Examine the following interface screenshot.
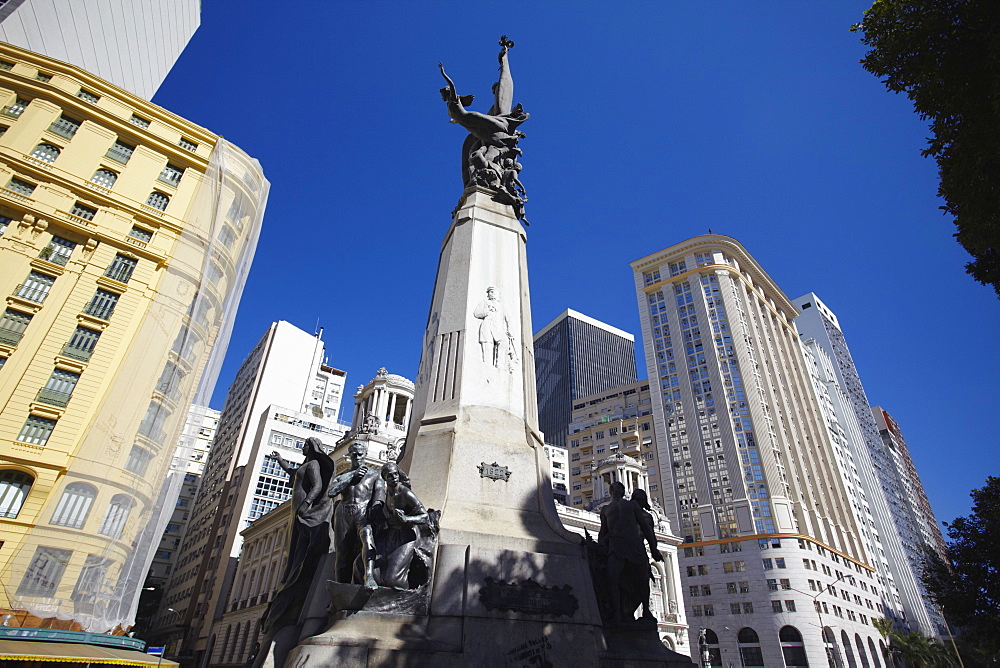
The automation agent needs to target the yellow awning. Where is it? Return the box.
[0,640,178,666]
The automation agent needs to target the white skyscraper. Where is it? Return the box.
[793,293,947,637]
[632,236,891,668]
[0,0,200,100]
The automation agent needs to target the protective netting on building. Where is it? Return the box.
[1,139,268,632]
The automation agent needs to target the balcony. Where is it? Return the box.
[61,342,93,362]
[13,283,50,304]
[48,121,78,140]
[105,146,132,164]
[36,387,72,407]
[0,327,24,347]
[1,104,25,118]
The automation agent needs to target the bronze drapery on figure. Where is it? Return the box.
[439,35,531,225]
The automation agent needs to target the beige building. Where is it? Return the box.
[0,42,267,633]
[566,380,665,510]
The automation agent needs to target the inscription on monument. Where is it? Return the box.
[503,635,553,667]
[479,462,511,482]
[479,577,578,617]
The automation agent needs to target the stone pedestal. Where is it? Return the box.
[286,188,694,667]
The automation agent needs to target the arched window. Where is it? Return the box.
[145,191,169,211]
[238,620,251,661]
[97,494,133,538]
[0,469,33,518]
[30,143,60,163]
[219,625,232,662]
[867,637,882,668]
[737,627,764,668]
[841,630,858,668]
[90,169,117,188]
[780,625,809,667]
[50,482,96,528]
[855,633,871,668]
[699,629,721,667]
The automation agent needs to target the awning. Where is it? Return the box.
[0,640,178,666]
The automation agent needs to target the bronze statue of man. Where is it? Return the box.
[328,441,381,590]
[598,482,663,623]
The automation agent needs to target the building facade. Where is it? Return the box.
[793,293,945,636]
[0,43,267,634]
[534,309,637,448]
[565,380,665,510]
[150,322,348,665]
[542,443,569,505]
[632,236,891,668]
[0,0,201,100]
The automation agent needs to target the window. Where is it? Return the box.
[77,89,100,103]
[105,140,134,163]
[731,602,742,614]
[16,271,55,303]
[784,600,796,612]
[735,560,746,572]
[72,555,109,602]
[0,309,32,346]
[36,72,51,82]
[30,143,60,163]
[91,168,117,188]
[742,602,754,614]
[179,137,198,152]
[689,585,699,597]
[84,289,119,320]
[69,202,97,221]
[775,558,786,569]
[739,581,750,593]
[0,60,12,70]
[38,368,80,407]
[703,604,714,616]
[128,226,152,243]
[97,494,133,537]
[0,470,33,518]
[49,115,80,139]
[105,254,137,283]
[701,585,712,596]
[44,236,76,265]
[767,579,778,591]
[726,582,737,594]
[125,445,154,475]
[0,215,10,235]
[763,558,773,570]
[18,415,57,446]
[159,163,184,186]
[7,176,36,196]
[2,97,29,117]
[737,627,764,668]
[723,562,734,573]
[129,114,150,128]
[50,482,96,528]
[780,626,807,667]
[63,326,100,361]
[772,600,783,612]
[17,546,72,596]
[146,191,169,211]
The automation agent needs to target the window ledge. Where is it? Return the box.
[6,295,43,313]
[28,403,63,420]
[30,258,65,275]
[95,276,128,293]
[78,312,110,328]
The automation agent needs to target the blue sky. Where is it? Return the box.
[153,1,998,528]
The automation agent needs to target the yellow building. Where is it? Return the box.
[0,43,268,634]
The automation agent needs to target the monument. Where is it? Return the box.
[276,38,694,667]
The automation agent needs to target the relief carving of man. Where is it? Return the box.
[473,287,515,367]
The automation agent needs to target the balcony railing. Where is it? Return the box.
[83,303,115,320]
[0,328,24,347]
[48,121,78,139]
[1,105,25,118]
[14,284,49,304]
[36,387,72,407]
[105,146,132,164]
[61,343,93,362]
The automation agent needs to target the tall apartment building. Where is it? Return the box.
[632,236,890,668]
[152,322,348,666]
[0,43,267,634]
[0,0,201,100]
[534,309,637,448]
[565,380,666,510]
[794,293,946,636]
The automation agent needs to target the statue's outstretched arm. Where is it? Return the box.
[439,63,458,102]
